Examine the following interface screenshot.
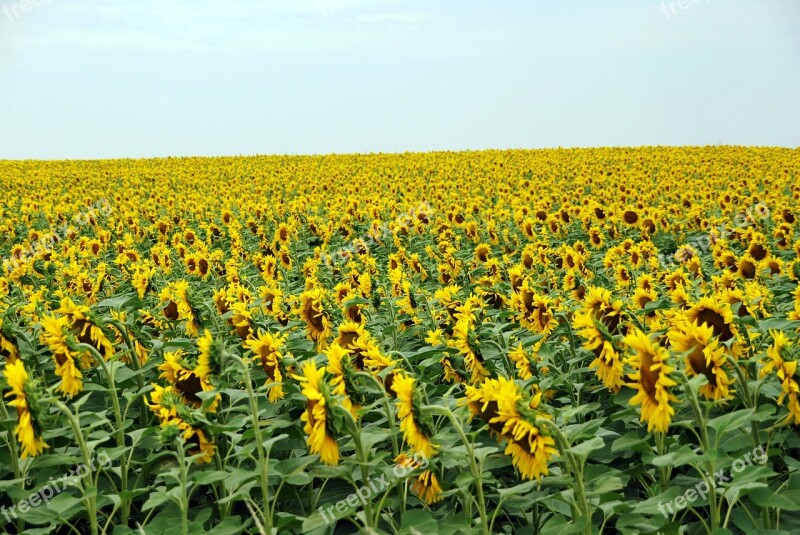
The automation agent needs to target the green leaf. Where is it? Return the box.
[569,436,605,458]
[652,444,714,468]
[707,409,755,440]
[399,509,439,534]
[749,487,800,511]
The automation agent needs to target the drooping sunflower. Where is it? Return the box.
[668,319,734,401]
[3,360,48,458]
[244,329,287,402]
[760,331,800,424]
[0,319,20,363]
[159,280,201,337]
[294,361,339,466]
[158,348,219,413]
[623,329,677,433]
[229,301,254,340]
[146,385,216,463]
[510,279,558,336]
[348,330,395,373]
[573,287,626,392]
[395,452,443,504]
[298,288,332,350]
[411,469,443,505]
[508,343,535,380]
[451,318,490,384]
[325,343,361,416]
[392,371,436,459]
[58,297,116,362]
[463,377,557,480]
[39,315,83,398]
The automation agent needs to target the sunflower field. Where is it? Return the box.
[1,147,800,535]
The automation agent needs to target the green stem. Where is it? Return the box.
[230,353,272,534]
[53,399,99,535]
[76,343,131,526]
[537,418,591,534]
[341,409,376,528]
[424,405,489,534]
[727,355,761,446]
[176,438,189,535]
[0,401,24,533]
[682,372,719,531]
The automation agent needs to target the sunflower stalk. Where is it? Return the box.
[726,354,762,447]
[74,342,132,526]
[53,399,100,535]
[105,318,149,423]
[354,371,399,457]
[681,371,720,531]
[228,351,273,534]
[175,436,190,535]
[340,408,377,528]
[423,404,489,535]
[0,400,24,533]
[536,417,592,535]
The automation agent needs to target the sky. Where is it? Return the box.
[0,0,798,160]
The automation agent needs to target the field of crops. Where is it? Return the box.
[1,147,799,534]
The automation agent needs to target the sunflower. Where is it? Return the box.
[298,288,332,350]
[194,329,220,378]
[158,349,219,412]
[3,360,48,458]
[474,243,492,263]
[623,329,677,433]
[574,287,626,392]
[668,319,734,401]
[508,342,543,381]
[451,318,490,383]
[510,279,558,336]
[131,264,156,298]
[632,287,659,326]
[294,361,339,466]
[0,319,19,363]
[159,280,201,337]
[685,297,743,357]
[334,321,364,351]
[39,315,83,398]
[392,371,436,459]
[259,284,290,325]
[760,331,800,424]
[58,297,116,362]
[425,329,445,346]
[146,385,216,463]
[463,377,557,480]
[411,470,443,504]
[244,329,287,402]
[394,453,443,504]
[229,301,254,340]
[325,343,360,416]
[349,331,395,373]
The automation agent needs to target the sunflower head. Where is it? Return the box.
[3,360,49,458]
[623,329,677,433]
[669,319,734,401]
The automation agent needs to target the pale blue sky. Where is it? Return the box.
[0,0,798,159]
